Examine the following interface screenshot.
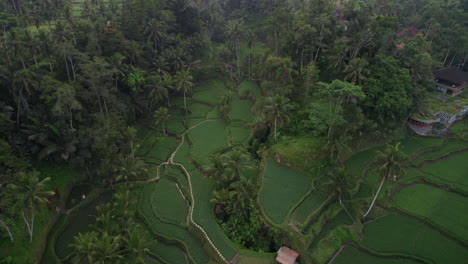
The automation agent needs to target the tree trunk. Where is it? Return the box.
[163,122,166,136]
[22,210,34,244]
[274,116,277,141]
[69,107,74,130]
[183,90,187,109]
[339,195,355,224]
[363,176,386,218]
[0,217,14,242]
[236,39,240,78]
[64,54,71,81]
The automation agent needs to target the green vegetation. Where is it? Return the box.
[1,0,467,263]
[394,184,468,241]
[258,158,311,224]
[334,246,421,264]
[362,214,468,264]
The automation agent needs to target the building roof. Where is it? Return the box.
[276,247,299,264]
[434,68,468,85]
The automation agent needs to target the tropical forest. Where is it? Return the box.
[0,0,467,263]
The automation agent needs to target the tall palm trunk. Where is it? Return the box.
[339,196,355,224]
[274,116,277,141]
[363,176,386,218]
[22,210,34,244]
[183,90,187,109]
[0,217,14,242]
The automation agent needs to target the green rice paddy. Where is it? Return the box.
[362,214,468,263]
[333,246,421,264]
[393,183,468,241]
[290,191,329,225]
[151,179,188,226]
[258,158,311,224]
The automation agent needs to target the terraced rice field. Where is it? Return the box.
[333,246,421,264]
[258,158,311,224]
[362,214,468,263]
[136,73,262,263]
[290,191,330,226]
[393,183,468,241]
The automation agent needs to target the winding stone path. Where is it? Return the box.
[150,119,230,263]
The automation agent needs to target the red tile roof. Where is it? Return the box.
[276,247,299,264]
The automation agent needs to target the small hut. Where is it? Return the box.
[276,246,299,264]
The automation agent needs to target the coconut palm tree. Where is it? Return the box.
[363,142,408,218]
[92,232,124,263]
[0,189,15,243]
[344,57,370,85]
[116,154,145,182]
[144,18,165,53]
[326,167,356,224]
[153,107,170,136]
[123,227,149,263]
[68,232,97,264]
[222,149,253,183]
[202,154,225,178]
[263,95,293,141]
[9,171,54,243]
[225,19,244,78]
[174,69,193,110]
[229,176,255,217]
[217,91,231,122]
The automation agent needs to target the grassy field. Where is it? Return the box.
[151,179,188,226]
[393,184,468,241]
[139,183,210,263]
[407,150,468,188]
[229,124,251,144]
[398,137,441,156]
[290,191,329,226]
[362,214,468,263]
[149,240,188,264]
[333,246,421,264]
[189,120,229,164]
[412,140,468,164]
[238,80,262,99]
[270,134,324,170]
[258,158,311,224]
[230,95,254,122]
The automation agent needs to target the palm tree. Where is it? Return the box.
[37,29,54,72]
[326,167,356,224]
[246,30,256,80]
[217,91,231,122]
[144,18,165,53]
[9,171,54,243]
[0,189,15,242]
[222,149,253,183]
[116,154,145,182]
[93,232,124,263]
[344,57,370,85]
[202,154,225,178]
[229,176,255,217]
[69,232,97,264]
[263,95,293,141]
[153,107,170,136]
[363,142,408,218]
[210,188,233,213]
[174,69,193,110]
[12,68,38,125]
[123,227,149,263]
[225,19,244,78]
